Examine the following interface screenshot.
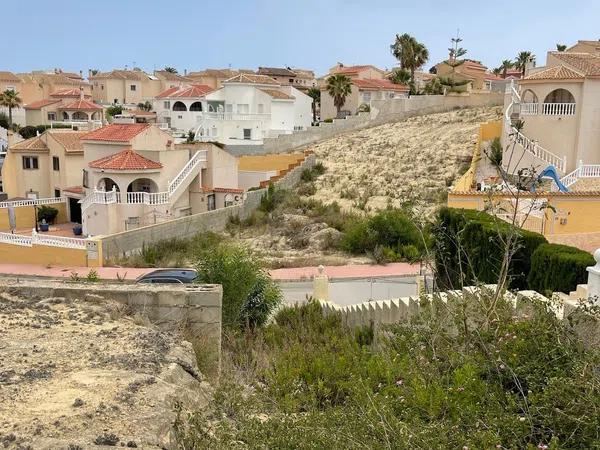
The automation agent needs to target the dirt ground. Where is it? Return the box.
[0,292,212,449]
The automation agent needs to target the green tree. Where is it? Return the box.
[136,100,153,111]
[423,77,443,95]
[492,67,502,76]
[389,68,411,85]
[441,34,468,90]
[500,59,514,78]
[105,104,122,121]
[556,43,567,52]
[390,33,429,85]
[0,90,22,128]
[325,74,352,118]
[515,51,535,76]
[307,87,321,123]
[164,66,178,73]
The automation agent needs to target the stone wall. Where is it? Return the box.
[0,279,223,357]
[100,154,316,261]
[251,93,504,155]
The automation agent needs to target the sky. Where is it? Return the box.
[4,0,600,77]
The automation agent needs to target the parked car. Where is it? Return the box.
[136,269,198,284]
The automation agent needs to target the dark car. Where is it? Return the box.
[136,269,198,284]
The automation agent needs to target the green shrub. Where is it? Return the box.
[323,118,333,123]
[195,243,281,329]
[300,168,315,182]
[528,243,594,294]
[37,205,59,224]
[0,112,9,129]
[488,137,503,166]
[312,162,326,175]
[434,207,547,289]
[19,125,38,139]
[105,105,122,121]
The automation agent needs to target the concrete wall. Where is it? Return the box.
[100,153,316,261]
[255,92,503,156]
[0,279,222,357]
[0,240,88,266]
[0,200,68,231]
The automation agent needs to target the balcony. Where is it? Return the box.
[197,112,271,121]
[519,102,576,117]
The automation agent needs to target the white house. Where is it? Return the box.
[193,74,312,146]
[152,84,214,133]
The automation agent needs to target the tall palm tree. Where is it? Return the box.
[164,67,178,74]
[390,34,429,85]
[0,90,22,128]
[307,87,321,123]
[515,51,534,77]
[556,44,567,52]
[492,67,502,76]
[326,74,352,118]
[390,68,411,85]
[500,59,514,78]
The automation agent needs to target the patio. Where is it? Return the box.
[14,222,82,238]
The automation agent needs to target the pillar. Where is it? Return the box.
[313,265,329,301]
[586,248,600,304]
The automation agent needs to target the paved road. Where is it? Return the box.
[279,276,418,306]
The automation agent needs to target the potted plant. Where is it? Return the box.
[37,205,59,224]
[39,219,49,232]
[73,224,83,236]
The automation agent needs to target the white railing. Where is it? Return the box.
[0,230,87,249]
[198,112,270,121]
[125,191,169,205]
[560,164,600,188]
[510,124,567,173]
[168,150,206,195]
[154,122,169,130]
[0,197,66,209]
[542,103,576,116]
[50,120,103,130]
[520,103,539,115]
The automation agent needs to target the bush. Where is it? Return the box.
[488,137,503,166]
[19,125,38,139]
[106,105,123,121]
[0,112,9,129]
[195,243,281,329]
[528,243,595,294]
[323,118,333,123]
[37,205,59,224]
[434,207,547,290]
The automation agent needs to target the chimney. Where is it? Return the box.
[184,69,187,76]
[79,70,83,79]
[80,87,84,100]
[88,69,93,79]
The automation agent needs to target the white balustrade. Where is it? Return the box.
[0,232,32,246]
[0,197,66,208]
[508,121,567,173]
[168,150,206,195]
[559,165,600,188]
[520,103,539,115]
[198,112,270,121]
[0,231,87,249]
[542,103,576,116]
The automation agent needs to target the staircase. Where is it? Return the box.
[557,165,600,190]
[167,150,205,201]
[504,82,567,174]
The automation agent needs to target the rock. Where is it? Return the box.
[310,228,343,250]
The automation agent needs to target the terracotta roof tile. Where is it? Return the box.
[202,186,244,193]
[10,136,48,151]
[259,88,295,100]
[63,186,84,194]
[351,78,409,92]
[154,70,192,82]
[24,98,61,109]
[50,88,89,98]
[332,65,382,75]
[0,71,21,83]
[89,148,162,170]
[47,131,86,152]
[523,65,584,81]
[81,123,150,142]
[258,67,297,77]
[224,73,279,85]
[61,99,103,110]
[550,52,600,76]
[90,70,150,81]
[156,84,213,99]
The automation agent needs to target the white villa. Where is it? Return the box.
[152,84,214,134]
[80,123,241,236]
[193,74,313,147]
[503,40,600,190]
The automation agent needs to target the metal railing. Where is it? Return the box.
[542,103,576,116]
[0,197,66,208]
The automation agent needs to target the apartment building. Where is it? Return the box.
[194,73,313,147]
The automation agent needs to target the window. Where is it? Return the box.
[54,189,61,198]
[101,85,104,90]
[225,104,233,113]
[289,78,294,83]
[243,128,251,140]
[130,84,137,91]
[47,112,56,121]
[22,156,38,170]
[163,101,170,109]
[52,156,60,171]
[83,169,89,188]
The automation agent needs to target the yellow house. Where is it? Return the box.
[18,71,91,105]
[2,129,87,222]
[89,69,172,105]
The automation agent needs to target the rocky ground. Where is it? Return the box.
[311,106,502,214]
[0,292,211,449]
[232,106,502,267]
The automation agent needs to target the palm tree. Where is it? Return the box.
[137,100,153,112]
[326,74,352,118]
[492,67,502,76]
[500,59,514,78]
[390,68,411,85]
[515,51,535,77]
[0,90,22,128]
[307,87,321,123]
[556,43,567,52]
[164,67,178,74]
[390,34,429,85]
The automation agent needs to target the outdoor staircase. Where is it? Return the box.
[81,150,206,211]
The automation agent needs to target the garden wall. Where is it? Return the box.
[100,154,316,261]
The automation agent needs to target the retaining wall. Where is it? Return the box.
[0,279,223,356]
[100,154,316,261]
[255,93,503,155]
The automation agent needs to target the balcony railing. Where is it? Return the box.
[198,112,271,121]
[542,103,576,116]
[520,103,539,115]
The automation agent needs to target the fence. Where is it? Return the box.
[0,198,69,231]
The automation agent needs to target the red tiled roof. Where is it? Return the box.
[351,78,409,92]
[156,84,213,99]
[61,99,103,110]
[522,65,584,81]
[50,88,89,98]
[89,148,163,170]
[259,88,295,100]
[224,74,279,85]
[332,65,381,75]
[202,186,244,193]
[81,123,150,142]
[63,186,84,194]
[549,52,600,77]
[24,98,61,109]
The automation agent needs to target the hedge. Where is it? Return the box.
[434,207,547,290]
[528,243,594,294]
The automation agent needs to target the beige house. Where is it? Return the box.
[186,69,254,90]
[24,89,103,127]
[319,64,408,119]
[89,69,191,105]
[503,43,600,189]
[434,59,505,92]
[80,123,240,235]
[257,67,316,91]
[18,71,91,105]
[566,40,600,54]
[0,71,23,94]
[2,129,88,222]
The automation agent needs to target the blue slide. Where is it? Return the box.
[535,165,568,192]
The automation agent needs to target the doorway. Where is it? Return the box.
[207,194,216,211]
[69,197,82,223]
